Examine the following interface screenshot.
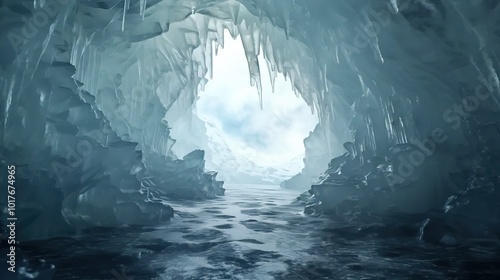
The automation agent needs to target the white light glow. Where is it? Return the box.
[195,31,318,172]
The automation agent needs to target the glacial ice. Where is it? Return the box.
[170,112,304,185]
[1,0,500,245]
[281,123,340,190]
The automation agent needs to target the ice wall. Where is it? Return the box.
[0,0,226,241]
[281,123,341,190]
[1,0,500,243]
[284,0,500,242]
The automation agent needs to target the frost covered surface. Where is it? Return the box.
[0,0,500,244]
[281,123,338,190]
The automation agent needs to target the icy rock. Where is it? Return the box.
[308,183,362,214]
[141,149,225,200]
[281,172,311,191]
[424,175,500,244]
[303,140,461,216]
[295,190,312,205]
[0,255,55,280]
[303,151,362,214]
[419,217,459,246]
[282,124,343,190]
[115,201,174,225]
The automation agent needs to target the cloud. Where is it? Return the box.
[195,30,318,169]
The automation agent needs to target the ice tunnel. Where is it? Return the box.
[1,0,500,278]
[169,30,320,186]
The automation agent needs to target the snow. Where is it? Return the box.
[171,114,307,185]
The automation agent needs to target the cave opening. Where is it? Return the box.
[169,29,319,184]
[3,1,500,278]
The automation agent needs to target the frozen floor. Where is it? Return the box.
[21,184,500,279]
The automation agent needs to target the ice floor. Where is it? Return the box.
[20,185,500,280]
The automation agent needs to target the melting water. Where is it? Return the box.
[22,184,500,279]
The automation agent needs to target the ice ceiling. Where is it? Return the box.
[1,0,500,242]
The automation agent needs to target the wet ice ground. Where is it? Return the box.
[19,184,500,279]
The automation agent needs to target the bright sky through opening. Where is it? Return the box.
[195,30,318,172]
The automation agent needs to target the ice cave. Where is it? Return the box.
[0,0,499,279]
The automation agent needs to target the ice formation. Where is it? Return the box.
[1,0,500,244]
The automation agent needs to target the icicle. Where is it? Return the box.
[207,41,213,79]
[310,98,316,115]
[275,48,284,74]
[228,4,240,25]
[198,16,210,51]
[390,0,399,13]
[140,0,147,20]
[254,76,263,109]
[253,26,261,56]
[31,22,56,81]
[323,63,328,93]
[265,58,277,93]
[283,10,290,40]
[238,19,262,106]
[215,21,225,50]
[122,0,130,32]
[215,42,220,55]
[239,21,263,108]
[292,84,299,98]
[334,44,339,63]
[260,32,268,54]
